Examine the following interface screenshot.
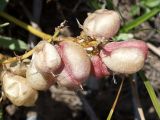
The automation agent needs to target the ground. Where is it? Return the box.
[0,0,160,120]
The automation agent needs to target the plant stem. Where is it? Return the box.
[1,29,59,64]
[106,77,124,120]
[138,71,160,118]
[0,11,51,39]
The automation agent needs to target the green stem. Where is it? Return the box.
[138,71,160,118]
[0,11,52,39]
[107,78,124,120]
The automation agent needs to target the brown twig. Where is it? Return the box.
[147,42,160,58]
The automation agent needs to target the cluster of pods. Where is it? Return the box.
[0,9,148,106]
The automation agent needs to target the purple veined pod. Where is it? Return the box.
[56,41,91,89]
[100,39,148,74]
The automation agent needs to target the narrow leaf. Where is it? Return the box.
[138,71,160,118]
[107,79,124,120]
[121,7,160,32]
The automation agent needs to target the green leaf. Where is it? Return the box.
[105,0,114,10]
[0,35,27,51]
[138,71,160,118]
[130,5,140,16]
[142,0,160,8]
[87,0,101,10]
[87,0,112,10]
[121,7,160,32]
[113,33,134,41]
[0,0,9,11]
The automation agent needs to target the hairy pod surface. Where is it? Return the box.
[33,41,61,74]
[2,71,38,106]
[56,41,91,88]
[100,40,148,74]
[83,9,121,41]
[91,55,110,78]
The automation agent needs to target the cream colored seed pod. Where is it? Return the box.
[33,41,61,74]
[2,71,38,106]
[101,47,145,74]
[26,61,53,91]
[9,59,30,77]
[83,9,121,41]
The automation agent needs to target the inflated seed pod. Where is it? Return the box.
[2,71,38,106]
[100,40,148,74]
[9,59,30,77]
[91,55,110,78]
[83,9,121,41]
[26,60,54,91]
[56,41,91,89]
[32,41,61,74]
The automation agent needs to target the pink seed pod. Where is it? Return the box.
[83,9,121,41]
[56,41,91,89]
[100,40,148,74]
[101,39,148,58]
[2,71,38,106]
[32,41,61,74]
[26,60,54,91]
[91,55,110,78]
